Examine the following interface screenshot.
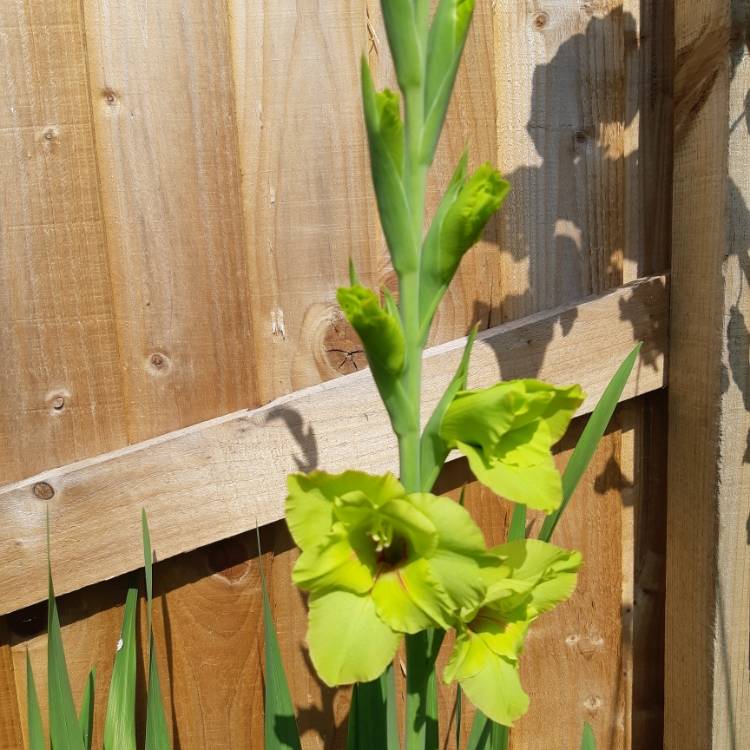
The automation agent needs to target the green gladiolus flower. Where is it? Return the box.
[286,470,488,686]
[444,539,582,726]
[439,380,585,512]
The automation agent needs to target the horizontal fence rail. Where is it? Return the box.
[0,276,667,616]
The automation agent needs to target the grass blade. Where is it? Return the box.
[539,343,641,543]
[256,529,301,750]
[581,721,596,749]
[79,668,95,750]
[103,588,138,750]
[26,651,45,750]
[47,543,85,750]
[142,511,171,750]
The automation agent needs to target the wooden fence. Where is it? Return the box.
[0,0,746,748]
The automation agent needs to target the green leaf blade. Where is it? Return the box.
[346,668,399,750]
[507,504,527,542]
[539,344,641,542]
[420,326,476,490]
[258,531,302,750]
[142,511,171,750]
[581,721,596,750]
[26,652,45,750]
[47,564,85,750]
[103,588,138,750]
[79,668,95,750]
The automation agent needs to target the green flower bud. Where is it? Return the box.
[337,284,405,377]
[381,0,423,89]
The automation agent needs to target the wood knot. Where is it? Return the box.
[322,316,366,375]
[46,390,70,413]
[532,11,549,30]
[102,88,119,106]
[147,352,171,375]
[33,482,54,500]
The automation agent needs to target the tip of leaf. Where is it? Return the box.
[348,257,360,286]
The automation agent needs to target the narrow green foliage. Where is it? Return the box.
[142,511,171,750]
[346,670,398,750]
[381,0,422,89]
[79,668,95,750]
[454,685,462,749]
[26,652,45,750]
[539,344,642,542]
[103,588,138,750]
[422,0,476,163]
[467,714,509,750]
[581,722,596,749]
[257,529,302,750]
[384,664,399,750]
[420,326,476,490]
[404,630,440,750]
[361,59,416,274]
[47,555,85,750]
[508,504,527,542]
[145,652,170,750]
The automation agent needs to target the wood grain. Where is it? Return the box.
[0,276,665,619]
[0,0,125,482]
[82,0,256,442]
[0,1,126,745]
[0,1,674,747]
[491,3,639,747]
[666,2,750,747]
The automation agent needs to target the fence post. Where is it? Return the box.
[666,1,750,747]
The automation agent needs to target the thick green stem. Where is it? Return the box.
[400,76,434,750]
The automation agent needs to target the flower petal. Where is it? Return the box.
[449,633,530,727]
[286,473,335,551]
[406,493,486,555]
[457,440,563,513]
[292,524,374,595]
[307,589,401,686]
[378,498,439,557]
[492,539,582,616]
[371,558,452,632]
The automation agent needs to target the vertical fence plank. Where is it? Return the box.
[82,0,255,442]
[491,2,636,747]
[0,1,126,745]
[0,0,126,480]
[666,1,750,747]
[76,1,260,746]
